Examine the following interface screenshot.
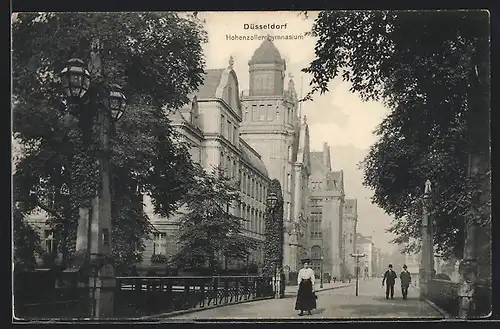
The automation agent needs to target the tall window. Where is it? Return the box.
[245,110,249,121]
[153,232,167,255]
[286,202,291,220]
[227,120,231,139]
[221,114,225,136]
[252,105,258,120]
[276,110,280,122]
[233,125,238,144]
[267,104,273,120]
[287,174,292,193]
[43,230,55,253]
[310,212,322,239]
[259,105,265,120]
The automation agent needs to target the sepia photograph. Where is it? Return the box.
[11,10,491,321]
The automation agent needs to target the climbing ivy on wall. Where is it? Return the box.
[262,179,284,277]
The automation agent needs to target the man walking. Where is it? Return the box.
[399,264,412,300]
[382,264,397,300]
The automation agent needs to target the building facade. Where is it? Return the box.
[142,59,271,268]
[372,247,382,277]
[342,198,358,277]
[306,143,346,279]
[239,39,311,275]
[356,233,374,278]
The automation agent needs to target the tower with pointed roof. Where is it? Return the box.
[240,39,311,275]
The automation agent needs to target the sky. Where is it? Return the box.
[196,11,397,253]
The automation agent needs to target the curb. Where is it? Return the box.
[285,283,356,297]
[424,299,453,319]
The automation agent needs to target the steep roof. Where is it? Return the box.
[193,68,243,118]
[196,69,225,99]
[240,139,269,177]
[249,39,284,64]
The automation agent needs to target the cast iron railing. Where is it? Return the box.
[15,273,275,319]
[427,279,491,318]
[114,275,275,318]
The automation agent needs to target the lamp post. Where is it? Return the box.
[59,40,127,319]
[320,254,324,289]
[351,253,366,296]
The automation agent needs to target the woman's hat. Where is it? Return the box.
[301,258,311,264]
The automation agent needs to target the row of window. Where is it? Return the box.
[220,149,268,204]
[310,181,322,191]
[240,203,265,235]
[241,171,267,203]
[221,114,239,145]
[243,105,296,124]
[309,198,322,207]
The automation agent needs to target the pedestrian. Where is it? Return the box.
[382,264,397,300]
[399,264,412,300]
[295,259,317,316]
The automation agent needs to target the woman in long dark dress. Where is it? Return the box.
[295,260,316,316]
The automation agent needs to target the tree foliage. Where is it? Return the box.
[303,11,490,259]
[12,12,207,268]
[172,166,257,272]
[13,208,43,271]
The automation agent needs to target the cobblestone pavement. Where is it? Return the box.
[167,278,444,320]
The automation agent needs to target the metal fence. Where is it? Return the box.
[14,273,276,319]
[427,279,491,318]
[115,275,276,318]
[13,271,90,320]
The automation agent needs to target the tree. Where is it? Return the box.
[12,12,207,268]
[13,208,43,272]
[302,11,490,260]
[262,179,284,276]
[262,179,285,297]
[173,166,257,272]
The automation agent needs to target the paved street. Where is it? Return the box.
[168,278,444,320]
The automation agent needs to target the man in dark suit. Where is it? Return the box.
[399,264,412,300]
[382,264,397,300]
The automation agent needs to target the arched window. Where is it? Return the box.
[311,246,321,259]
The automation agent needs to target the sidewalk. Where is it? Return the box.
[168,279,443,320]
[284,281,355,296]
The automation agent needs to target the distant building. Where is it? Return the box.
[306,143,346,279]
[342,199,358,276]
[355,233,374,277]
[372,247,382,277]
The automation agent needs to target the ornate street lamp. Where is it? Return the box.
[351,253,366,296]
[60,58,91,99]
[108,84,127,122]
[59,40,127,319]
[266,192,278,209]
